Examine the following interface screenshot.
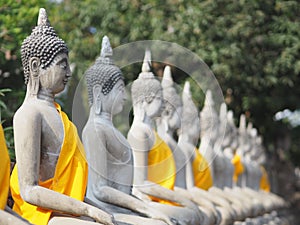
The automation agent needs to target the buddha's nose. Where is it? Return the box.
[66,65,71,78]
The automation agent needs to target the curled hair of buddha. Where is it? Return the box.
[181,81,199,127]
[21,8,68,85]
[161,66,182,115]
[85,36,123,105]
[131,50,162,105]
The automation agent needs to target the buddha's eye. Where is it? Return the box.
[60,63,67,70]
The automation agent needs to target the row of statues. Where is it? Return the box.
[0,8,289,225]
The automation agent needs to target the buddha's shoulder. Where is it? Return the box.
[83,120,115,138]
[14,102,42,119]
[14,101,57,122]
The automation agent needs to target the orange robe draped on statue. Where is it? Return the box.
[0,123,10,210]
[231,153,244,183]
[147,131,177,205]
[260,166,271,192]
[10,103,88,225]
[192,149,213,190]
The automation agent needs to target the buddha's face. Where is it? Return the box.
[39,53,71,94]
[103,79,126,115]
[145,90,163,119]
[188,116,200,142]
[163,102,182,131]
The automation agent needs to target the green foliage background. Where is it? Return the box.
[1,0,300,170]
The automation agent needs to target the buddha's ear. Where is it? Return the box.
[135,102,145,121]
[29,57,41,77]
[28,57,41,95]
[93,85,102,115]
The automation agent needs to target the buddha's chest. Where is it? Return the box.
[40,109,64,181]
[106,131,132,165]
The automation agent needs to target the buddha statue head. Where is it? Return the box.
[223,110,238,158]
[248,127,260,160]
[131,50,163,120]
[180,81,200,145]
[199,90,219,143]
[21,8,70,95]
[254,135,266,164]
[227,110,238,150]
[218,103,231,148]
[237,114,251,156]
[85,36,125,115]
[160,66,183,131]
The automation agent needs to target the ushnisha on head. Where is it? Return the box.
[180,81,200,140]
[85,36,123,105]
[199,90,219,139]
[161,66,182,117]
[131,50,162,106]
[181,81,198,127]
[21,8,68,85]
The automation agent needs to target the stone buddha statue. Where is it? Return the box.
[246,127,263,190]
[236,114,251,188]
[155,66,188,189]
[157,72,225,225]
[82,36,173,225]
[198,92,247,224]
[128,50,202,225]
[176,81,222,225]
[199,90,228,189]
[215,103,235,188]
[9,8,113,225]
[177,81,213,191]
[223,110,244,186]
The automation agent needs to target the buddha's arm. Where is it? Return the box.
[177,141,195,189]
[138,182,199,212]
[93,186,174,225]
[190,187,232,209]
[127,123,151,186]
[0,210,29,225]
[13,112,113,225]
[185,144,197,190]
[82,128,108,190]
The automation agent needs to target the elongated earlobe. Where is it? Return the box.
[28,57,41,95]
[93,85,102,115]
[163,118,169,132]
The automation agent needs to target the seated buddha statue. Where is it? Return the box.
[176,81,222,225]
[157,70,226,225]
[223,110,244,186]
[236,114,252,188]
[9,8,113,225]
[177,83,248,225]
[82,35,173,225]
[198,91,247,224]
[128,50,202,225]
[216,103,235,188]
[0,123,29,225]
[246,127,263,190]
[155,66,188,189]
[199,90,224,188]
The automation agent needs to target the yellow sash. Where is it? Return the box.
[192,149,213,190]
[148,131,176,190]
[0,124,10,210]
[148,132,176,204]
[231,153,244,183]
[10,103,88,225]
[260,166,270,192]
